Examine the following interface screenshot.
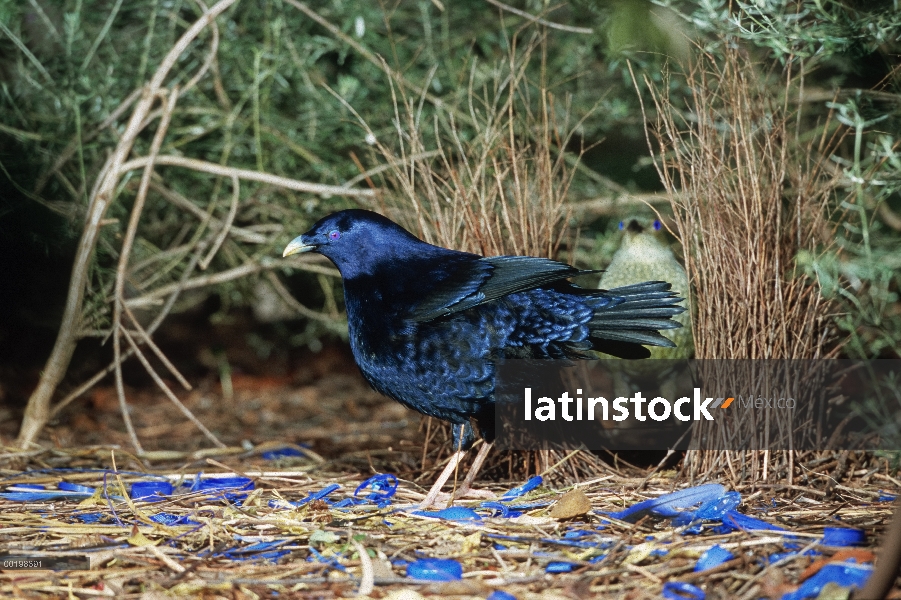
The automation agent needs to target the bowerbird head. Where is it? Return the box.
[283,209,436,279]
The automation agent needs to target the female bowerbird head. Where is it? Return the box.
[282,209,439,279]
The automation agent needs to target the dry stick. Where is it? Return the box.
[123,305,192,391]
[113,86,179,453]
[484,0,594,34]
[150,179,267,244]
[120,327,225,448]
[200,174,239,269]
[49,243,209,419]
[263,272,345,326]
[18,0,239,448]
[118,155,376,197]
[125,257,337,310]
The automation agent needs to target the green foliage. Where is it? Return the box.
[0,0,898,361]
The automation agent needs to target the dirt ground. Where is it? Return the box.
[1,324,900,599]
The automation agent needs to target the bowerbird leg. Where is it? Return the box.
[419,449,467,509]
[449,441,494,503]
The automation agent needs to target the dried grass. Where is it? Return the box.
[637,46,843,483]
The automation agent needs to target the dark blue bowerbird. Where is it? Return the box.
[283,209,684,506]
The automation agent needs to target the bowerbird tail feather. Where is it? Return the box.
[588,281,684,359]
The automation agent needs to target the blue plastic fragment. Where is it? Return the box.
[354,474,398,506]
[487,591,517,600]
[877,491,896,502]
[563,529,595,539]
[75,512,104,523]
[1,490,94,501]
[413,506,482,521]
[780,563,873,600]
[303,483,341,505]
[130,481,174,502]
[608,484,725,522]
[662,581,706,600]
[149,512,200,526]
[499,476,543,500]
[193,477,254,502]
[694,491,742,520]
[307,547,347,572]
[546,561,576,573]
[261,447,304,460]
[479,502,522,518]
[822,527,866,546]
[406,558,463,581]
[695,545,734,571]
[58,482,96,494]
[721,510,785,532]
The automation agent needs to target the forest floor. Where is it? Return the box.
[1,331,899,599]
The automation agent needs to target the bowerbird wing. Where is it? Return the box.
[409,256,591,322]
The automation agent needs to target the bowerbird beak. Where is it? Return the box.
[283,236,315,257]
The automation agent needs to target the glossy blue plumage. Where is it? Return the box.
[285,210,684,449]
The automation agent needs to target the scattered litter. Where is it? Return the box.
[499,475,542,500]
[412,506,481,521]
[607,483,724,522]
[821,527,866,546]
[781,562,873,600]
[406,558,463,581]
[546,561,577,573]
[130,481,174,502]
[0,456,893,598]
[695,545,733,571]
[662,581,705,600]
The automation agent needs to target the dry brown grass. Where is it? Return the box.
[638,46,844,483]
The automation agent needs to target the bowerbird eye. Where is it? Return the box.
[328,230,341,241]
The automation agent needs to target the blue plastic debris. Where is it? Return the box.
[662,581,706,600]
[877,491,897,502]
[130,481,174,502]
[413,506,482,521]
[261,447,304,460]
[487,591,517,600]
[546,561,577,573]
[406,558,463,581]
[192,476,254,502]
[149,512,200,526]
[720,510,785,532]
[354,474,398,506]
[223,540,291,562]
[695,545,734,571]
[608,483,725,522]
[307,547,347,573]
[822,527,866,546]
[1,487,95,501]
[480,501,521,518]
[780,562,873,600]
[499,476,543,501]
[58,482,96,494]
[270,483,341,509]
[694,492,742,520]
[75,512,104,523]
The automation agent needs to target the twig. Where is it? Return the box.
[484,0,594,34]
[120,327,226,448]
[200,175,240,269]
[119,155,377,197]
